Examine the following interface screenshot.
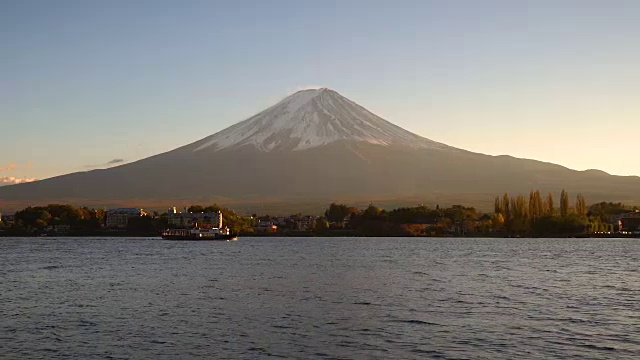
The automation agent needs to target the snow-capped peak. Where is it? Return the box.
[193,88,452,152]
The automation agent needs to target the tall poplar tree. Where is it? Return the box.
[575,193,587,217]
[560,189,569,217]
[494,196,502,215]
[502,193,511,222]
[535,190,544,218]
[529,190,543,220]
[514,195,528,221]
[545,193,555,216]
[529,191,536,219]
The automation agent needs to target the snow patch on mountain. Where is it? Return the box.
[194,88,453,152]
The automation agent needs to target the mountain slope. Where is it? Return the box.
[189,88,452,152]
[1,89,639,213]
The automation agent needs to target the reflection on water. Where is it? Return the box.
[1,237,639,359]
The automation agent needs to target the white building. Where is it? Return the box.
[167,208,223,228]
[105,208,147,229]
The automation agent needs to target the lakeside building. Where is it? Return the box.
[619,210,640,234]
[253,214,319,232]
[105,208,147,229]
[44,224,71,235]
[291,215,317,231]
[0,213,15,226]
[253,221,277,234]
[287,215,318,231]
[167,207,222,228]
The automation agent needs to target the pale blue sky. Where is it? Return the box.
[2,0,639,183]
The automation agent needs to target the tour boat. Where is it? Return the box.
[161,224,237,241]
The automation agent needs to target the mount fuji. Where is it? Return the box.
[1,88,639,213]
[190,88,452,152]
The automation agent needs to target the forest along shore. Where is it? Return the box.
[1,190,638,238]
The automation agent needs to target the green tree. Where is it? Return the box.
[188,205,205,213]
[314,218,329,233]
[363,204,383,218]
[324,203,354,224]
[15,207,52,229]
[126,215,157,236]
[203,205,223,213]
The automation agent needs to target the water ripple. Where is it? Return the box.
[1,237,639,359]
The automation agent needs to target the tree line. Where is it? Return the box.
[322,191,637,237]
[0,204,253,236]
[1,195,637,237]
[492,190,601,236]
[1,204,106,236]
[324,202,481,236]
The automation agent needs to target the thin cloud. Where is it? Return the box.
[0,162,17,172]
[85,158,126,169]
[0,176,38,185]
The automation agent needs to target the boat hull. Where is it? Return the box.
[161,234,238,241]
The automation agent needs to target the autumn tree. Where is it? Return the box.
[560,189,569,217]
[314,218,329,233]
[513,195,528,221]
[502,193,511,222]
[544,192,555,216]
[510,195,529,234]
[575,193,587,217]
[529,190,543,220]
[494,196,503,215]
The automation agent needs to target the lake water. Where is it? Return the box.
[1,237,638,359]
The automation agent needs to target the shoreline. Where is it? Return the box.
[1,233,638,239]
